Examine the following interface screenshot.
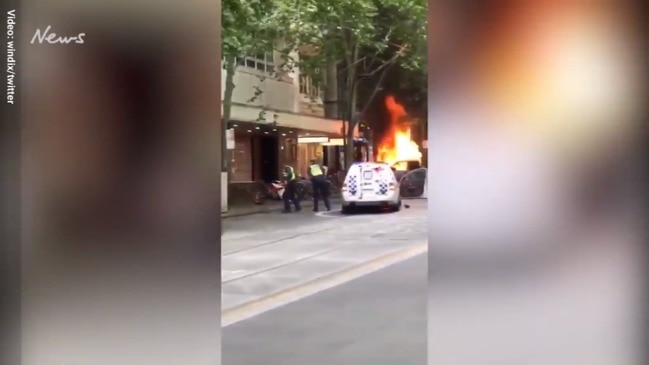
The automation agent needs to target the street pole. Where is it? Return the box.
[221,126,231,214]
[420,118,427,167]
[337,72,347,172]
[368,127,374,162]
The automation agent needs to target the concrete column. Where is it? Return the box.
[221,172,228,213]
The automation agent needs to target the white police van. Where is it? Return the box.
[341,162,401,214]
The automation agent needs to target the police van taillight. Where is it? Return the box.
[341,183,348,191]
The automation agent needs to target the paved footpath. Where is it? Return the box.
[221,199,427,325]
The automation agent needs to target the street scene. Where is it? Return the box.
[221,1,428,362]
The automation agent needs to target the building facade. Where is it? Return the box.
[222,51,355,210]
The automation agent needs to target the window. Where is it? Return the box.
[410,169,427,181]
[299,74,323,99]
[404,168,428,182]
[234,53,275,75]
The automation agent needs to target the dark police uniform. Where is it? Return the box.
[308,163,331,212]
[282,165,301,213]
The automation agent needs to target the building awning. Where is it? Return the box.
[322,138,369,146]
[297,136,329,144]
[226,103,360,137]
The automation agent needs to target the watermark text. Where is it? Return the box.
[6,9,16,104]
[31,25,85,45]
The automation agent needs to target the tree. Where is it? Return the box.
[278,0,427,169]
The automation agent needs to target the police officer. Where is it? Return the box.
[308,159,331,212]
[282,164,301,213]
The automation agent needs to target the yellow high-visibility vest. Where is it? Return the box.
[309,164,323,177]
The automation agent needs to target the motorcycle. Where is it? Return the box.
[254,180,307,205]
[254,180,285,204]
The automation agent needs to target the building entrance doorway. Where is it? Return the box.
[256,135,279,182]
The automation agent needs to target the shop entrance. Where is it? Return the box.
[256,135,279,182]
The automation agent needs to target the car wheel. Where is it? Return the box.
[341,206,353,215]
[392,200,401,212]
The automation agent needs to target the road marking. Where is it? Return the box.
[314,209,342,218]
[221,241,428,327]
[223,226,339,256]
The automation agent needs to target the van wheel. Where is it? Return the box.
[341,206,353,215]
[392,200,401,212]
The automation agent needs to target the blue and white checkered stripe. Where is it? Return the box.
[376,180,389,195]
[348,175,358,195]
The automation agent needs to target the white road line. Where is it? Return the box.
[314,209,342,218]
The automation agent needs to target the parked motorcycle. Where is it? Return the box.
[254,180,307,205]
[254,180,285,204]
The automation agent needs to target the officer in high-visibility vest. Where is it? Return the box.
[308,159,331,212]
[282,164,301,213]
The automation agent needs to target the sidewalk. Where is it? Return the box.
[222,198,342,219]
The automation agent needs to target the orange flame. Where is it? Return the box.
[376,95,422,170]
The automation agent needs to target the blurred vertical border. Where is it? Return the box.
[428,0,647,364]
[16,1,222,364]
[1,0,22,362]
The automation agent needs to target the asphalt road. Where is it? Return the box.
[222,253,427,365]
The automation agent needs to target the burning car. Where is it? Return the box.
[390,159,422,181]
[375,95,424,182]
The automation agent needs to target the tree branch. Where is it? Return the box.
[363,44,408,77]
[358,59,395,119]
[340,25,354,66]
[337,56,368,75]
[366,28,393,71]
[348,41,360,117]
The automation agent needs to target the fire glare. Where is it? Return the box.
[377,95,422,169]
